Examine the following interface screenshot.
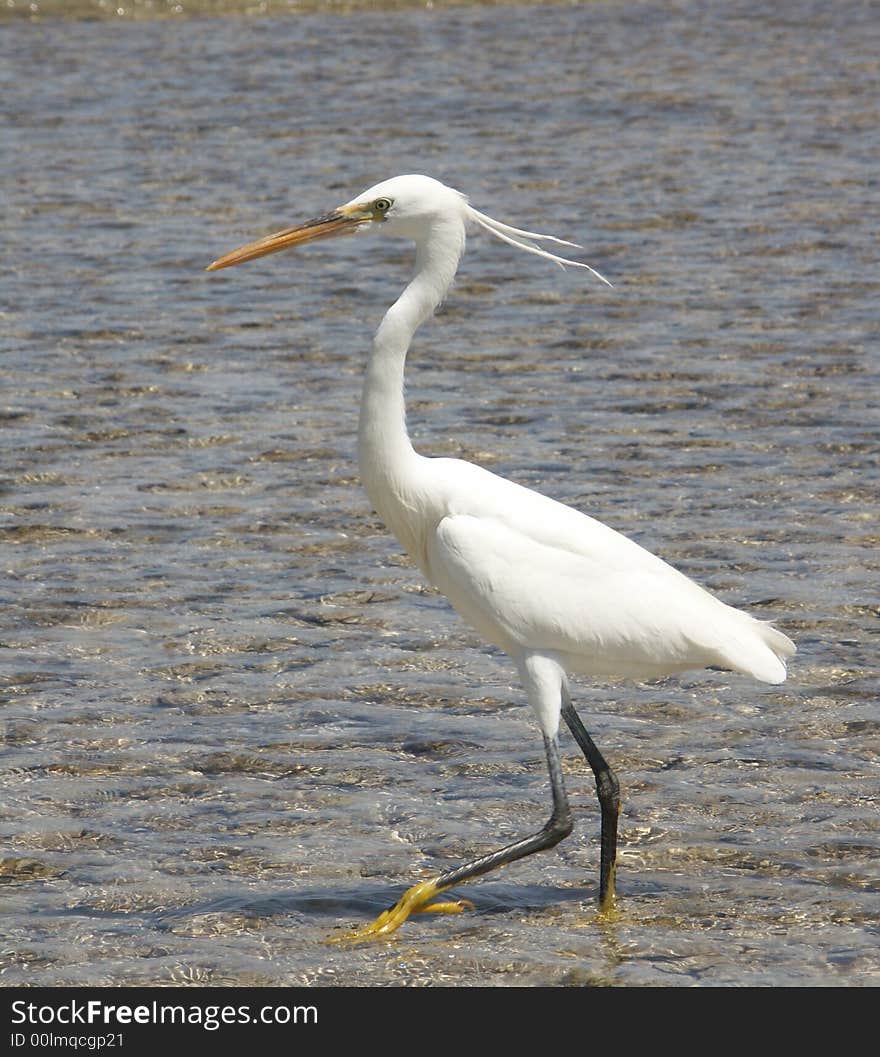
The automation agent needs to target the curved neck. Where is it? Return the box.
[357,217,465,529]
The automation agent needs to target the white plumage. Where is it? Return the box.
[208,173,795,938]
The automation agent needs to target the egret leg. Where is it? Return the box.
[332,733,573,941]
[561,687,619,911]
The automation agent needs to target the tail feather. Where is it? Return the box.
[727,620,796,685]
[761,622,797,662]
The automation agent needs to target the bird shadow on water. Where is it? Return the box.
[151,880,596,934]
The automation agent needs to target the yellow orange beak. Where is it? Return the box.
[206,203,371,272]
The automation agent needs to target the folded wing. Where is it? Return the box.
[426,499,794,684]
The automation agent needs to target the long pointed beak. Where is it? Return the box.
[206,204,370,271]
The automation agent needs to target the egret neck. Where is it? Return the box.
[357,214,465,560]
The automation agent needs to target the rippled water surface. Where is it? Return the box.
[1,0,878,987]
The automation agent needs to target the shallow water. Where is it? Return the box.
[1,0,878,986]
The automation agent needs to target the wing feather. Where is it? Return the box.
[427,506,792,683]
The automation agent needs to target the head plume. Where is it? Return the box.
[465,205,612,287]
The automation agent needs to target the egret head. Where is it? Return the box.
[342,174,470,239]
[206,173,610,286]
[206,175,467,271]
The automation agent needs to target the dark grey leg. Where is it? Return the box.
[560,685,619,909]
[433,732,573,890]
[334,732,575,939]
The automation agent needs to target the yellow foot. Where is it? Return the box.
[597,897,620,923]
[415,898,474,917]
[597,864,618,919]
[329,878,473,943]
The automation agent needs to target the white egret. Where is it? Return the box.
[207,174,795,939]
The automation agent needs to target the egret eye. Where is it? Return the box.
[373,197,392,214]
